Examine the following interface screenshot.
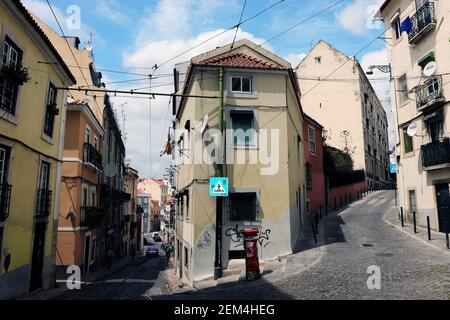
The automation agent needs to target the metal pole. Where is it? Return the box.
[214,67,225,280]
[311,223,317,244]
[413,211,417,233]
[401,207,404,228]
[427,216,431,241]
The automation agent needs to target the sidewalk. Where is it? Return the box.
[21,255,143,300]
[383,207,450,256]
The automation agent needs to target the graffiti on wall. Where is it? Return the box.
[225,225,272,248]
[197,230,213,250]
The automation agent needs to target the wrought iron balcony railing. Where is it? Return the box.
[80,207,103,228]
[36,189,52,217]
[416,75,444,110]
[422,138,450,168]
[83,143,102,169]
[408,2,437,44]
[0,183,12,221]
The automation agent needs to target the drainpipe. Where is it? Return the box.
[214,67,225,280]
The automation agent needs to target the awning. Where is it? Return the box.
[418,52,435,67]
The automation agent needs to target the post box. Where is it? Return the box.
[239,229,260,281]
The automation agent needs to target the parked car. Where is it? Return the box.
[152,234,162,242]
[146,245,159,257]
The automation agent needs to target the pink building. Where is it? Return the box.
[303,114,326,215]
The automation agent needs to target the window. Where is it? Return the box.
[90,188,96,207]
[39,161,50,190]
[85,127,91,144]
[82,186,88,207]
[428,120,443,142]
[0,146,10,184]
[229,192,258,221]
[315,56,322,64]
[398,74,409,104]
[230,110,256,146]
[403,129,414,153]
[43,83,57,137]
[392,15,402,40]
[306,163,313,190]
[308,127,316,154]
[94,136,99,150]
[0,37,22,114]
[408,190,417,214]
[231,76,252,93]
[297,135,302,162]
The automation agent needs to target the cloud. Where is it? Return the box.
[95,0,131,26]
[360,47,395,149]
[336,0,384,35]
[284,53,307,69]
[22,0,104,47]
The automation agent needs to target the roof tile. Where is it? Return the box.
[197,52,286,70]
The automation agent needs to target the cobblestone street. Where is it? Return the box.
[161,191,450,300]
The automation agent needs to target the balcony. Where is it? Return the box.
[80,207,103,228]
[408,2,436,44]
[416,75,445,111]
[36,189,52,217]
[0,184,12,221]
[422,138,450,170]
[83,143,103,169]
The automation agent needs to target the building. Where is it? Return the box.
[303,114,326,216]
[32,15,107,276]
[137,192,151,236]
[0,0,76,298]
[172,39,307,286]
[138,178,168,233]
[99,94,127,263]
[378,0,450,231]
[296,40,390,190]
[124,166,139,255]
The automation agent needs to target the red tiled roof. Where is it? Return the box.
[12,0,76,84]
[197,52,286,70]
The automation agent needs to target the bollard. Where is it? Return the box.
[400,207,404,227]
[447,231,450,249]
[311,223,317,244]
[413,211,417,234]
[427,216,431,241]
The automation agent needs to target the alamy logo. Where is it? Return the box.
[366,265,381,290]
[66,5,81,30]
[66,265,81,290]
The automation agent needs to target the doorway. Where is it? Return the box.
[436,184,450,233]
[29,222,47,293]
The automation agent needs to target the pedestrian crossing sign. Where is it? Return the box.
[210,177,229,197]
[390,163,397,174]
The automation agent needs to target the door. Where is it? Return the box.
[84,234,91,274]
[436,184,450,233]
[29,222,47,292]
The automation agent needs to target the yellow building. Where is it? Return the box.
[173,40,307,286]
[0,0,75,298]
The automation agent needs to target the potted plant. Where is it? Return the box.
[47,102,60,116]
[0,64,30,86]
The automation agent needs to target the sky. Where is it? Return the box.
[22,0,393,178]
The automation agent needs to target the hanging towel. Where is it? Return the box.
[401,17,412,34]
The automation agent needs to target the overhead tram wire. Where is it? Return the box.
[150,0,287,77]
[46,0,103,116]
[231,0,247,50]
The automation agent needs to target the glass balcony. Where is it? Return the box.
[416,75,444,110]
[422,138,450,169]
[0,183,12,221]
[408,2,437,44]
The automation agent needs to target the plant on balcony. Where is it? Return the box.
[0,65,30,86]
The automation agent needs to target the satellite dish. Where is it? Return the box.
[407,121,418,137]
[201,114,209,134]
[104,163,118,177]
[423,61,437,77]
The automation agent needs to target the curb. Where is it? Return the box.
[382,210,450,257]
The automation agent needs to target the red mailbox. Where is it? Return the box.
[240,229,261,281]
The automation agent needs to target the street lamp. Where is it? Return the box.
[366,64,392,78]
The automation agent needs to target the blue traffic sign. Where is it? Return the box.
[390,164,397,174]
[210,177,229,197]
